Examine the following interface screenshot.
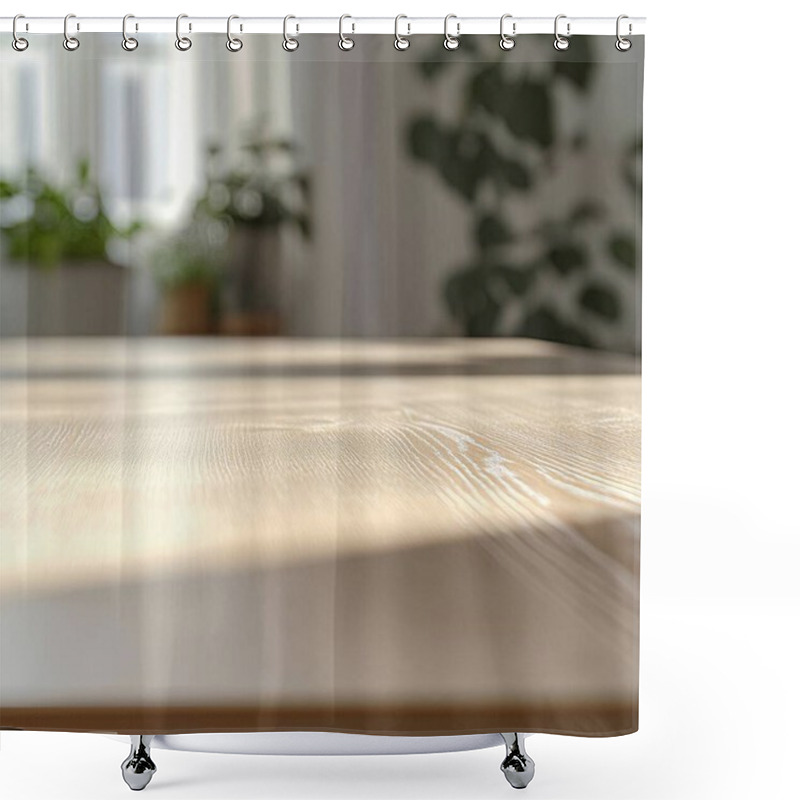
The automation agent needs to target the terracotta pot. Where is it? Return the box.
[218,310,281,336]
[158,284,213,335]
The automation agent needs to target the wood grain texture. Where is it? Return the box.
[0,338,640,593]
[0,338,640,734]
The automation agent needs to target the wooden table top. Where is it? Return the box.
[0,338,640,594]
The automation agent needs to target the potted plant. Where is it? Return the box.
[149,222,223,335]
[0,160,141,336]
[192,132,312,335]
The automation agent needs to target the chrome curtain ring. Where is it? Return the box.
[499,14,516,51]
[339,14,355,51]
[283,15,299,51]
[121,14,138,51]
[63,13,80,51]
[175,14,192,51]
[615,14,632,51]
[554,14,570,51]
[226,15,243,51]
[12,14,28,51]
[394,14,410,51]
[443,14,460,51]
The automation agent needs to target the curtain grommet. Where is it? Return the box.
[443,14,460,50]
[226,14,243,52]
[615,15,632,51]
[554,15,571,51]
[499,14,516,51]
[12,14,29,51]
[283,15,299,52]
[175,14,192,51]
[121,14,138,51]
[394,15,411,51]
[63,14,80,51]
[339,14,355,51]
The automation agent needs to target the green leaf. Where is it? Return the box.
[466,297,501,336]
[492,265,531,295]
[120,220,144,236]
[579,282,621,320]
[547,244,586,274]
[293,173,312,197]
[77,158,91,186]
[499,158,532,191]
[294,213,312,240]
[266,138,296,152]
[608,233,637,270]
[408,117,443,161]
[475,214,514,250]
[570,200,604,225]
[444,266,502,337]
[0,180,19,198]
[0,163,141,267]
[469,64,506,114]
[471,69,553,149]
[408,112,533,200]
[408,117,490,201]
[506,80,553,148]
[516,306,593,348]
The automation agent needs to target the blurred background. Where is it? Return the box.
[0,34,641,353]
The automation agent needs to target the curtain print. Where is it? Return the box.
[0,33,643,738]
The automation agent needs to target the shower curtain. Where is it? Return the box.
[0,31,643,738]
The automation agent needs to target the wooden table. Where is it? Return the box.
[0,338,641,736]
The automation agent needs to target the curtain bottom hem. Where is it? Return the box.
[0,702,638,738]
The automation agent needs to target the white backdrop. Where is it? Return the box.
[1,2,798,800]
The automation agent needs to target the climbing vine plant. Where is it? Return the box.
[406,37,640,351]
